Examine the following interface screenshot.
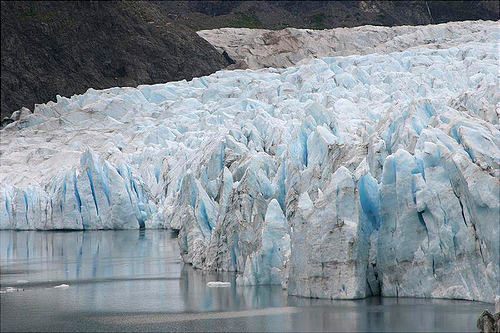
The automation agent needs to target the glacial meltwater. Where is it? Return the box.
[0,230,493,332]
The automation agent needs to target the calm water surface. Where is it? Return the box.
[0,230,492,332]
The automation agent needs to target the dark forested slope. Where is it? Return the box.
[157,1,499,30]
[1,1,229,119]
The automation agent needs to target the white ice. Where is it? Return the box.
[206,281,231,288]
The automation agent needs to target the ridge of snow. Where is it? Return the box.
[198,20,498,69]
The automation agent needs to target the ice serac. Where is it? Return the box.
[377,143,499,302]
[239,199,290,286]
[0,21,498,303]
[288,167,369,299]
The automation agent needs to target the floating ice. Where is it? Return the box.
[53,284,69,289]
[2,287,23,293]
[206,281,231,288]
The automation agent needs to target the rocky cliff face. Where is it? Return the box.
[1,1,229,119]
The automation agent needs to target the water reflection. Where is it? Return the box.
[1,230,180,286]
[1,230,290,315]
[179,265,287,313]
[0,230,493,332]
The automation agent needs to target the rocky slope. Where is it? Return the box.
[0,1,229,120]
[1,21,498,303]
[158,1,499,30]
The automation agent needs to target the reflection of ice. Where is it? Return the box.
[0,230,181,286]
[179,264,288,313]
[0,230,495,332]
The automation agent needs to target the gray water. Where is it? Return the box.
[0,230,492,332]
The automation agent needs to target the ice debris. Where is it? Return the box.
[53,284,70,289]
[206,281,231,288]
[1,287,24,293]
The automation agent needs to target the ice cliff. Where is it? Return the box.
[1,21,498,303]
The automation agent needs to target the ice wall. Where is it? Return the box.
[0,150,155,229]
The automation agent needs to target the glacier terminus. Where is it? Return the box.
[0,21,498,304]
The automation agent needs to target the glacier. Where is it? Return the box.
[198,20,497,69]
[0,22,499,303]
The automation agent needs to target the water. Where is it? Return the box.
[0,230,492,332]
